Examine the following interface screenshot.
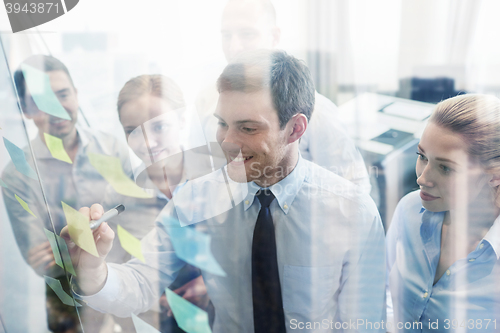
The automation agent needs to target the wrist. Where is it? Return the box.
[75,262,108,295]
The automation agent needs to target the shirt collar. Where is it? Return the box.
[419,205,445,243]
[32,124,88,160]
[243,154,306,214]
[483,214,500,259]
[420,204,500,260]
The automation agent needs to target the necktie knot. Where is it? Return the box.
[256,189,275,209]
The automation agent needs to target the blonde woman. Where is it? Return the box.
[386,94,500,332]
[104,74,211,331]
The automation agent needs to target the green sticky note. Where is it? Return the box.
[15,194,36,217]
[44,228,77,276]
[3,137,38,180]
[62,201,99,257]
[166,288,212,333]
[131,313,161,333]
[43,133,72,164]
[88,152,152,199]
[117,225,145,262]
[0,178,7,188]
[21,64,71,120]
[44,275,81,307]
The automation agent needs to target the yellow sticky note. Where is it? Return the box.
[62,202,99,257]
[44,133,72,164]
[117,225,145,262]
[15,194,36,217]
[88,152,152,199]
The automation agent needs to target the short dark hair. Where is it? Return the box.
[14,55,74,107]
[217,49,315,129]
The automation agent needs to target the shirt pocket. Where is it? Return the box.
[282,265,339,316]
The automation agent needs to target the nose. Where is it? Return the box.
[228,36,244,60]
[218,127,242,155]
[416,164,434,189]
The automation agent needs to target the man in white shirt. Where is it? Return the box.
[2,55,131,332]
[196,0,370,191]
[63,50,385,332]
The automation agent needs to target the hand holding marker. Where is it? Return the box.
[90,204,125,230]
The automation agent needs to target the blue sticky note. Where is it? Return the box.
[166,288,212,333]
[3,137,38,180]
[21,64,71,120]
[163,217,226,277]
[44,275,81,307]
[131,314,161,333]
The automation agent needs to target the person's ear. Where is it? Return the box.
[272,26,281,47]
[286,113,307,144]
[488,174,500,188]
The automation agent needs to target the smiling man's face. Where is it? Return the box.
[23,70,79,139]
[215,89,292,186]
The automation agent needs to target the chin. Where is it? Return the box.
[226,163,249,183]
[421,201,447,213]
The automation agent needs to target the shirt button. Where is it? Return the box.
[469,258,476,262]
[446,270,451,276]
[284,204,288,210]
[480,243,484,249]
[245,200,249,205]
[422,292,428,298]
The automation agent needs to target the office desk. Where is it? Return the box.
[337,93,435,229]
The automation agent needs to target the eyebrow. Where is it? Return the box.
[213,114,263,126]
[55,88,70,95]
[418,145,458,165]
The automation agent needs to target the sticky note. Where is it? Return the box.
[44,228,77,276]
[117,225,145,262]
[166,288,212,333]
[0,178,8,188]
[43,133,72,164]
[15,194,36,217]
[131,314,161,333]
[164,217,226,277]
[3,137,38,180]
[44,275,81,307]
[62,202,99,257]
[88,152,152,199]
[21,64,71,120]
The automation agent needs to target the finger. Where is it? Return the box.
[60,225,71,241]
[28,241,51,255]
[90,204,104,221]
[95,222,115,257]
[79,206,91,220]
[45,259,56,269]
[29,247,54,264]
[31,253,54,267]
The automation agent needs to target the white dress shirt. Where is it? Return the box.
[78,155,385,332]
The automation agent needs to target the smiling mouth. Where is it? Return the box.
[49,118,69,125]
[229,155,253,163]
[149,149,166,158]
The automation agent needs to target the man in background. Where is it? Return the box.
[2,55,130,333]
[196,0,371,191]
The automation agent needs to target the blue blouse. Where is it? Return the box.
[386,190,500,332]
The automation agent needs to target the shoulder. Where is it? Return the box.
[314,92,338,112]
[300,160,378,219]
[80,127,129,158]
[396,190,422,213]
